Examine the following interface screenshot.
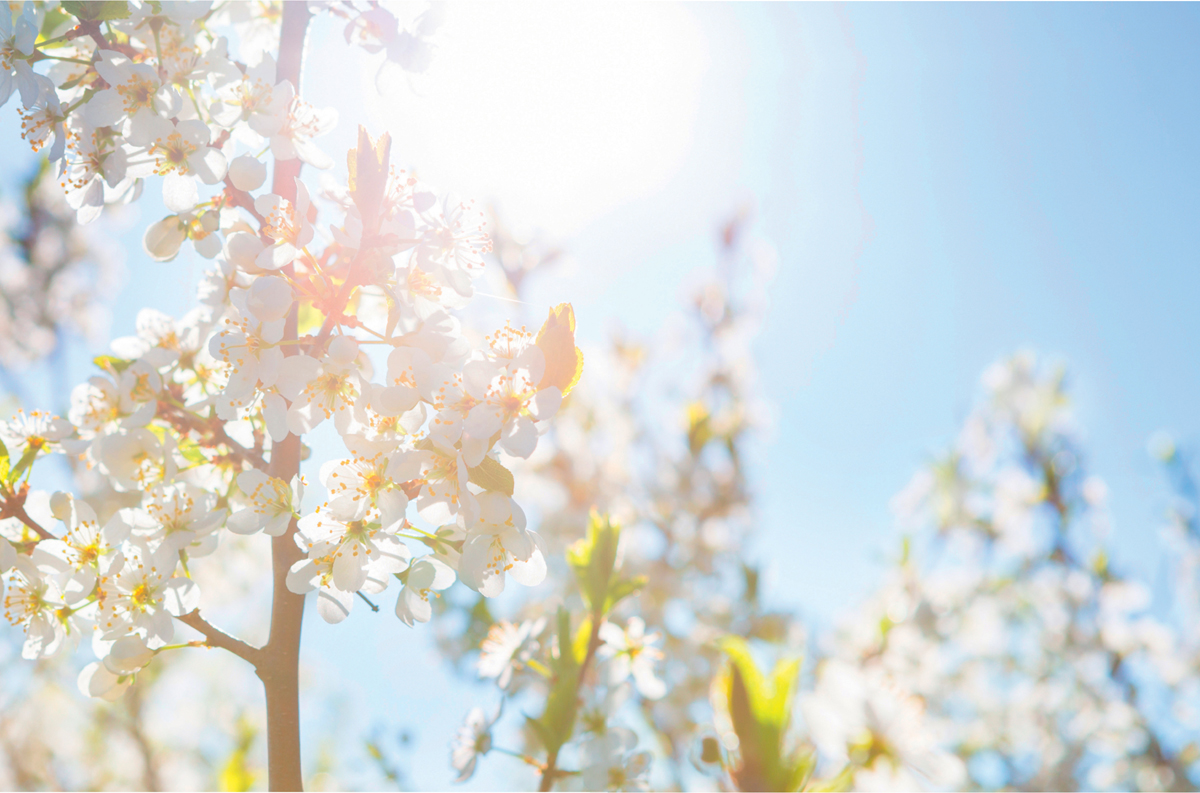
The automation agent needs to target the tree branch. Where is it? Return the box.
[176,610,263,667]
[260,3,313,791]
[0,489,55,541]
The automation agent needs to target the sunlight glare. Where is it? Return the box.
[366,2,709,237]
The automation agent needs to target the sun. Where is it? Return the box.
[364,2,709,238]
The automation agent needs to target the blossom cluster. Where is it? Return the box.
[0,0,579,708]
[807,354,1198,790]
[422,211,790,791]
[0,158,120,370]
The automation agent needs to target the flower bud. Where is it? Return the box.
[229,154,267,192]
[143,216,186,262]
[225,231,265,271]
[104,635,154,674]
[248,275,294,323]
[327,335,359,366]
[78,661,131,701]
[50,491,74,522]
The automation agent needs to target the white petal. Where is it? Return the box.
[275,355,321,400]
[189,147,228,185]
[508,547,546,587]
[228,154,266,191]
[530,387,562,420]
[248,275,294,323]
[224,231,265,271]
[500,416,538,459]
[316,587,354,623]
[226,509,266,535]
[161,577,201,616]
[426,557,457,590]
[84,89,124,127]
[377,489,409,532]
[286,559,318,594]
[143,216,186,262]
[263,392,289,442]
[332,548,368,592]
[162,173,199,213]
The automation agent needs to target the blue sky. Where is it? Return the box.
[3,3,1199,788]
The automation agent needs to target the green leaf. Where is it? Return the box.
[467,456,514,497]
[177,437,209,466]
[534,607,581,755]
[93,354,134,375]
[811,765,854,792]
[567,511,621,615]
[604,574,646,613]
[717,637,806,792]
[572,616,592,665]
[535,303,583,397]
[62,1,131,22]
[7,446,40,485]
[38,7,73,39]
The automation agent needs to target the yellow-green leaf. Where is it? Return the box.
[467,456,514,497]
[62,1,131,21]
[535,303,583,396]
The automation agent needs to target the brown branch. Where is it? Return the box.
[176,609,262,665]
[13,505,55,541]
[159,402,268,471]
[78,20,114,52]
[224,176,267,227]
[0,487,55,541]
[175,610,263,667]
[259,3,313,791]
[313,252,366,344]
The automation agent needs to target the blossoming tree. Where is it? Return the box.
[3,3,1200,792]
[0,2,581,789]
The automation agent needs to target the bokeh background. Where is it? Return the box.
[3,3,1199,789]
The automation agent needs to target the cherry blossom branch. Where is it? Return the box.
[0,486,55,541]
[160,402,268,470]
[223,176,267,227]
[313,250,368,344]
[12,505,54,541]
[75,20,115,53]
[176,609,263,666]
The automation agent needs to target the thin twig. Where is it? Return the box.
[175,609,263,667]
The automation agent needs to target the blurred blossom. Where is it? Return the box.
[0,161,121,371]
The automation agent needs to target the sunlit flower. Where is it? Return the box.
[450,705,499,782]
[459,492,546,598]
[395,557,455,626]
[580,729,652,792]
[97,542,198,647]
[294,506,410,594]
[0,10,40,108]
[229,471,302,536]
[598,617,666,700]
[477,617,545,689]
[0,409,73,460]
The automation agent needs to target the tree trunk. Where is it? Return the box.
[262,3,311,790]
